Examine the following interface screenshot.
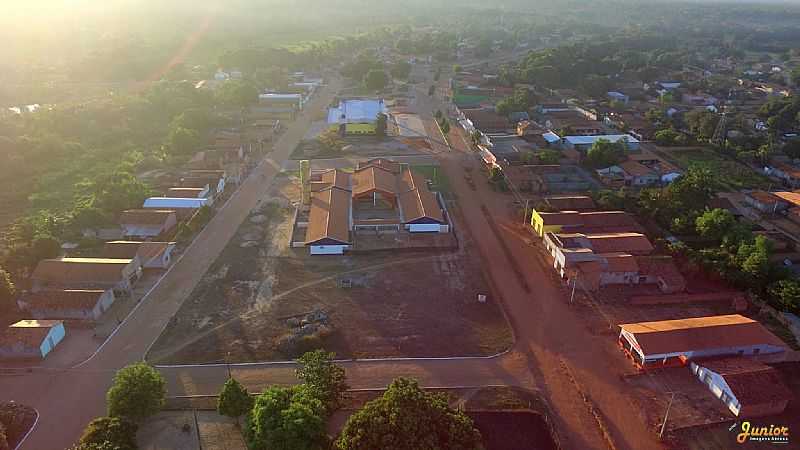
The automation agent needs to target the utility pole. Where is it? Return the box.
[569,271,578,304]
[523,199,530,224]
[226,351,232,379]
[659,392,676,439]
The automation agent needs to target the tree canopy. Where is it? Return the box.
[364,69,389,91]
[295,350,348,413]
[0,267,16,312]
[245,385,327,450]
[336,377,483,450]
[585,138,626,168]
[77,417,138,450]
[106,362,166,422]
[217,378,253,424]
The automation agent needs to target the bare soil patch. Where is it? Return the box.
[148,177,511,364]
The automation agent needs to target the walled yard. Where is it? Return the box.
[147,175,511,364]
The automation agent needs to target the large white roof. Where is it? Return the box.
[328,99,386,125]
[564,134,639,145]
[259,93,302,101]
[143,197,208,209]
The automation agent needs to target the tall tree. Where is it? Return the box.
[0,267,16,312]
[336,377,482,450]
[364,70,388,91]
[107,362,166,422]
[217,378,253,425]
[296,350,348,412]
[246,385,326,450]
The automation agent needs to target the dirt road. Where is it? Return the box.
[0,78,343,450]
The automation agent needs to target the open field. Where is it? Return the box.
[664,147,772,191]
[147,176,511,364]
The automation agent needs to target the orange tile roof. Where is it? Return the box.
[0,320,63,349]
[697,357,791,406]
[103,241,174,262]
[166,188,205,198]
[399,188,444,223]
[544,196,595,211]
[321,170,352,191]
[748,190,782,205]
[636,256,686,291]
[619,315,787,356]
[305,188,351,245]
[352,166,398,197]
[772,191,800,207]
[619,160,655,177]
[586,233,653,254]
[119,209,176,226]
[31,258,134,285]
[19,290,106,311]
[601,253,639,273]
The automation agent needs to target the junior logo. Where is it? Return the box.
[734,421,790,445]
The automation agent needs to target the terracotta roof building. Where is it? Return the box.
[30,258,142,294]
[17,289,116,321]
[304,160,448,255]
[0,320,66,360]
[103,241,177,269]
[543,195,596,212]
[690,357,792,417]
[119,209,178,239]
[618,315,788,370]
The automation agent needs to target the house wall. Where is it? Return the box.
[309,245,349,255]
[599,271,640,286]
[92,289,116,319]
[690,362,742,416]
[0,343,40,359]
[530,211,566,237]
[407,223,442,233]
[39,323,66,358]
[643,344,786,367]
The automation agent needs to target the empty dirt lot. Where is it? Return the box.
[147,177,511,364]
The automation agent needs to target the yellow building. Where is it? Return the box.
[531,210,640,237]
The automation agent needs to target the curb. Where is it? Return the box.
[12,408,39,450]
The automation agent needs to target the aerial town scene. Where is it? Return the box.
[1,0,800,449]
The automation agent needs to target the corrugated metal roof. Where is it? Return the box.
[143,197,208,209]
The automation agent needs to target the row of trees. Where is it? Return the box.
[222,350,483,450]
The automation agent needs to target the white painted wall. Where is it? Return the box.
[407,224,441,233]
[309,245,348,255]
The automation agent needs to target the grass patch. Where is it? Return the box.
[412,164,451,196]
[669,148,771,191]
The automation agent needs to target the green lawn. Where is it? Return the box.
[668,148,772,191]
[412,165,452,197]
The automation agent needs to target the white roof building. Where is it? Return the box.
[327,99,387,125]
[142,197,208,209]
[564,134,640,146]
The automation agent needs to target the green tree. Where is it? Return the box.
[107,362,166,422]
[246,385,326,450]
[452,64,462,73]
[790,67,800,88]
[364,70,388,91]
[296,350,348,412]
[215,80,259,108]
[783,140,800,160]
[336,377,482,450]
[0,267,17,312]
[696,208,737,242]
[0,422,7,450]
[390,61,412,80]
[30,234,61,261]
[768,279,800,313]
[585,138,625,168]
[537,149,561,164]
[77,417,138,450]
[736,235,772,290]
[167,126,201,155]
[218,378,253,425]
[654,129,681,146]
